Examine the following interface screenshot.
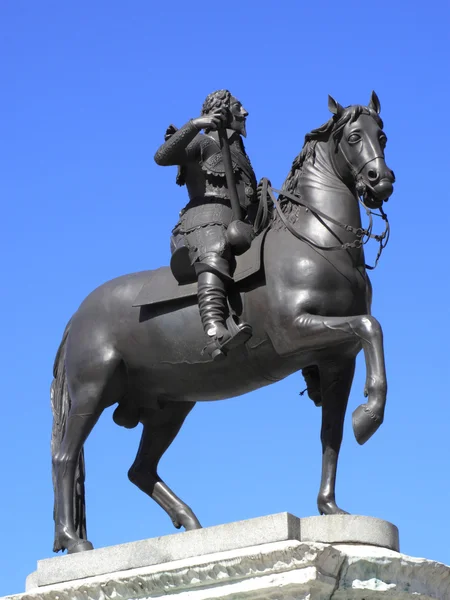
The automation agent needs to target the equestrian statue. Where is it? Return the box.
[51,90,395,554]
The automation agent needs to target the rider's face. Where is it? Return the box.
[229,96,248,137]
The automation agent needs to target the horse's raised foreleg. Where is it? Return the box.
[295,313,386,444]
[128,401,202,531]
[317,359,355,515]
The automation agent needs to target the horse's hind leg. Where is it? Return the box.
[128,401,201,531]
[53,353,122,553]
[317,358,355,515]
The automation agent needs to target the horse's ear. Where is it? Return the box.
[368,91,381,114]
[328,95,344,116]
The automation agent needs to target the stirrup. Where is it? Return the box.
[206,316,253,361]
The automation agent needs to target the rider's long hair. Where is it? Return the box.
[201,89,232,115]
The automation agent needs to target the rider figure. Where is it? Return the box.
[154,90,258,360]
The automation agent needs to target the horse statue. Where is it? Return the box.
[51,92,395,554]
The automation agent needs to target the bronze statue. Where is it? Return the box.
[154,90,259,359]
[51,92,395,554]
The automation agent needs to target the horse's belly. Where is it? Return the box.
[120,297,275,403]
[129,348,277,403]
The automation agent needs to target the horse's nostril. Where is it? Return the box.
[368,169,378,181]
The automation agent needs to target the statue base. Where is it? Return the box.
[4,513,450,599]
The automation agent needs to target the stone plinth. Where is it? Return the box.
[3,513,449,600]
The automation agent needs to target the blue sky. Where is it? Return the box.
[1,0,450,596]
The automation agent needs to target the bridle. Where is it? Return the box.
[337,137,386,182]
[259,177,390,271]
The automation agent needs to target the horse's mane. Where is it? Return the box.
[282,105,384,194]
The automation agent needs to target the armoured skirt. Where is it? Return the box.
[171,199,234,263]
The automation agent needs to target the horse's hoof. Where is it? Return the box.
[184,518,203,531]
[352,403,382,445]
[317,499,349,515]
[67,539,94,554]
[172,508,202,531]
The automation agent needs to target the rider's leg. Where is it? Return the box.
[184,224,252,359]
[196,262,230,344]
[194,251,252,359]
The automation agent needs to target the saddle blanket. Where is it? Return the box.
[132,231,266,308]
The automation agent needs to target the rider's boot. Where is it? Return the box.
[197,270,252,361]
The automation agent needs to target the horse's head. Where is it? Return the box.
[328,92,395,209]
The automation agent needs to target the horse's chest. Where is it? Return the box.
[266,245,369,319]
[318,263,368,314]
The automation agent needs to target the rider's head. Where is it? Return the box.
[202,90,249,137]
[202,89,231,115]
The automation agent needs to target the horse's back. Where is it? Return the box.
[65,271,151,377]
[76,270,153,312]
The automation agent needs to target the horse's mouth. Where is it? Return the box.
[358,178,394,209]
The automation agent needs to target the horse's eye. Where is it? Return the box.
[348,133,361,143]
[379,135,387,148]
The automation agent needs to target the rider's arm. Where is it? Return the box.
[154,120,200,166]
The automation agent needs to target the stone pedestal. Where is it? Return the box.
[4,513,450,599]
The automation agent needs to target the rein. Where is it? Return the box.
[261,178,390,270]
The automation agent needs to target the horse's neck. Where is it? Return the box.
[297,141,362,229]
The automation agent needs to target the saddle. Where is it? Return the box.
[132,229,268,309]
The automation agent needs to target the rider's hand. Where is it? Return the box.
[164,124,178,141]
[192,107,228,132]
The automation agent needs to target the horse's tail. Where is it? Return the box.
[51,318,87,552]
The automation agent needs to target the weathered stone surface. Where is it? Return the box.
[333,543,450,599]
[26,513,400,590]
[301,514,399,551]
[3,540,450,600]
[7,513,448,599]
[32,513,301,588]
